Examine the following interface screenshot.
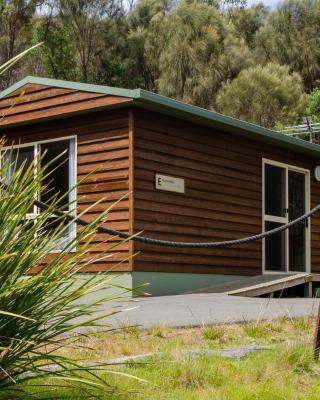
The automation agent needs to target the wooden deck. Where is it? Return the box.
[193,274,320,297]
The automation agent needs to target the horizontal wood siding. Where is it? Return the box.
[0,84,132,126]
[2,107,132,272]
[133,109,320,275]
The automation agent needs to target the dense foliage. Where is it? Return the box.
[1,0,320,127]
[216,63,307,127]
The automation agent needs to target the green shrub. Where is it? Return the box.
[0,141,137,399]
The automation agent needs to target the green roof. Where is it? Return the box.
[1,75,320,158]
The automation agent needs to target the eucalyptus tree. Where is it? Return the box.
[147,1,228,107]
[32,10,80,81]
[118,0,174,90]
[147,1,255,108]
[229,3,269,47]
[48,0,125,82]
[216,63,307,128]
[254,0,320,91]
[0,0,40,88]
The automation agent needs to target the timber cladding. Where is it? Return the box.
[132,109,320,275]
[1,106,132,273]
[1,80,320,276]
[0,84,132,126]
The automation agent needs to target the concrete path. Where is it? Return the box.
[93,294,320,329]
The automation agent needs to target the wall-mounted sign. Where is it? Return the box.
[155,174,185,194]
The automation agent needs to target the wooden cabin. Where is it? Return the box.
[1,76,320,296]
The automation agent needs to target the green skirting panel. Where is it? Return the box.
[72,273,133,302]
[132,272,246,296]
[72,272,247,298]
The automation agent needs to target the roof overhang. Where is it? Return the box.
[1,76,320,159]
[134,90,320,159]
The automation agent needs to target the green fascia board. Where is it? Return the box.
[1,76,320,158]
[0,76,140,100]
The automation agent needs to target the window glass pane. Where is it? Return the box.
[288,171,306,271]
[5,146,34,180]
[40,140,70,210]
[265,221,286,271]
[264,164,286,217]
[39,139,75,249]
[4,146,35,214]
[38,216,71,250]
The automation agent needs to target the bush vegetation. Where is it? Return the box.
[2,0,320,127]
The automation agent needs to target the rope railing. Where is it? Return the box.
[33,196,320,249]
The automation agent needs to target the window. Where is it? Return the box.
[3,137,76,251]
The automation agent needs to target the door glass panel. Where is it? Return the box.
[264,164,286,217]
[288,171,306,271]
[265,221,286,271]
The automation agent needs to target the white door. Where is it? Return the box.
[263,159,310,273]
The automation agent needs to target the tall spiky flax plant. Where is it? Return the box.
[0,48,136,399]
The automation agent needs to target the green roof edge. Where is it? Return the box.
[0,76,140,99]
[1,76,320,158]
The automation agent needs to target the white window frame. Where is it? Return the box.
[2,135,77,253]
[262,158,310,274]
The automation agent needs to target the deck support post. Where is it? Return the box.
[304,282,313,298]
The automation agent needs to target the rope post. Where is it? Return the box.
[313,303,320,359]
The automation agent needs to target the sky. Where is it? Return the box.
[246,0,280,8]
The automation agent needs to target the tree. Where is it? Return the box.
[114,0,173,90]
[216,63,307,128]
[229,3,269,47]
[53,0,124,82]
[31,14,80,81]
[0,0,39,88]
[254,0,320,91]
[146,2,229,107]
[306,88,320,121]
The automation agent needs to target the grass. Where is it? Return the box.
[201,325,225,341]
[17,316,320,399]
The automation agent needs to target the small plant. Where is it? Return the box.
[242,321,267,339]
[292,317,312,332]
[147,325,172,338]
[120,321,141,338]
[201,325,224,341]
[265,319,285,333]
[172,359,225,389]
